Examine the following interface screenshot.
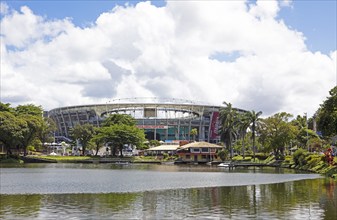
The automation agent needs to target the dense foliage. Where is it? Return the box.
[68,114,145,157]
[218,102,238,158]
[316,86,337,138]
[259,112,297,159]
[219,99,331,160]
[0,103,56,155]
[70,123,96,155]
[218,103,263,160]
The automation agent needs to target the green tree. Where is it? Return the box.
[16,105,44,155]
[190,128,198,141]
[296,128,320,149]
[246,110,263,161]
[93,114,146,156]
[90,127,105,156]
[237,112,251,159]
[291,115,307,129]
[149,140,161,147]
[218,102,238,159]
[99,124,145,157]
[102,114,136,127]
[0,111,28,155]
[259,112,297,159]
[217,149,229,161]
[0,103,47,155]
[0,102,14,113]
[316,86,337,137]
[39,117,57,146]
[70,123,95,155]
[290,115,307,148]
[18,114,43,155]
[14,104,43,117]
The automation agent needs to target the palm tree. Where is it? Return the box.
[237,113,250,159]
[218,102,238,159]
[246,110,263,161]
[190,128,198,141]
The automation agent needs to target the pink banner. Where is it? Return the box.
[210,111,219,139]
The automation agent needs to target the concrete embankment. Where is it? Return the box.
[21,156,57,163]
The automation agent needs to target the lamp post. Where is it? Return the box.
[105,100,110,116]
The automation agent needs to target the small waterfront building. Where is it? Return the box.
[176,141,223,163]
[146,144,180,156]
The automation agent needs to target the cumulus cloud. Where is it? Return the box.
[0,1,335,118]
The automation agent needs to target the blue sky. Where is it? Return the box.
[4,0,336,54]
[278,0,336,54]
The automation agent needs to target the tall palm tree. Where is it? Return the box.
[237,113,251,159]
[246,110,263,161]
[218,102,238,159]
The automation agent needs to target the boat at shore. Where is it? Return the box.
[218,162,233,167]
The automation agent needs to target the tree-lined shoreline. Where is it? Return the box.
[1,87,336,178]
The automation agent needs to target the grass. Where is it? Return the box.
[0,157,24,164]
[231,153,336,178]
[27,155,95,161]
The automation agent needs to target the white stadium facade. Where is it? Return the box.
[47,98,246,143]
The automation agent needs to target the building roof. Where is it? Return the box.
[178,141,223,150]
[147,145,180,151]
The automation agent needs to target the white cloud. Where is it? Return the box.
[249,0,280,19]
[1,5,73,48]
[0,1,336,118]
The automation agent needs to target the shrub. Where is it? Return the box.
[162,153,169,160]
[264,155,275,164]
[255,153,268,160]
[306,154,325,168]
[218,149,229,161]
[325,167,337,178]
[293,148,308,167]
[27,146,36,152]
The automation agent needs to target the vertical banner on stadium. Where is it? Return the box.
[210,111,219,139]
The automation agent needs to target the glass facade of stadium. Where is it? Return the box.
[48,98,246,143]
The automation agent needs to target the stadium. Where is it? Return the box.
[48,98,246,143]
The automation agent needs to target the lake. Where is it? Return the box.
[0,163,336,219]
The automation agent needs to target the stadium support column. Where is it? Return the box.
[85,111,89,123]
[94,105,100,127]
[178,114,180,140]
[165,109,168,140]
[207,107,215,143]
[60,112,68,137]
[54,114,63,137]
[154,115,157,141]
[188,118,191,141]
[67,108,73,128]
[199,106,205,141]
[76,111,80,125]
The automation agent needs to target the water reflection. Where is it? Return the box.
[1,178,336,219]
[0,164,321,195]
